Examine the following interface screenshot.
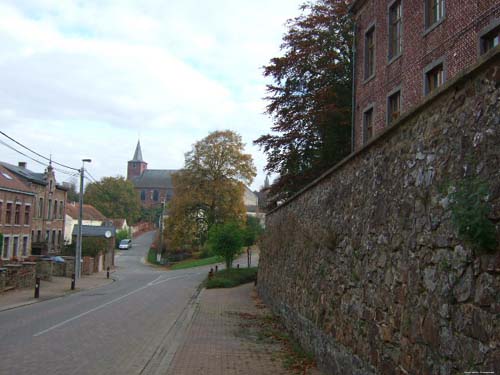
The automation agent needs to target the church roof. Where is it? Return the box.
[132,169,178,189]
[131,141,144,162]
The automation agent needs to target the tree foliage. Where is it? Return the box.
[254,0,353,200]
[207,222,244,269]
[243,215,264,247]
[84,176,141,224]
[165,130,256,251]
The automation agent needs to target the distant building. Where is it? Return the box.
[64,202,110,245]
[350,0,499,149]
[1,162,67,255]
[0,164,36,260]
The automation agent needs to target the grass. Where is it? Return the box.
[147,248,160,265]
[170,255,223,270]
[206,267,258,289]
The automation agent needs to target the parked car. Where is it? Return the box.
[119,239,132,250]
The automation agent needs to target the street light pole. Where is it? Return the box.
[158,200,166,263]
[75,158,91,280]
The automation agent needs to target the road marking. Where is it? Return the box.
[33,274,200,337]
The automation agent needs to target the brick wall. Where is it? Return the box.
[353,0,500,149]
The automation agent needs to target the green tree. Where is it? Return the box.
[207,222,243,269]
[255,0,353,200]
[115,229,130,247]
[166,130,256,250]
[84,176,141,224]
[243,216,264,248]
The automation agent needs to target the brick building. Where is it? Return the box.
[1,162,67,255]
[350,0,500,149]
[126,141,176,209]
[0,165,35,260]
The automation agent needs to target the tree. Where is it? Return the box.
[166,130,256,250]
[243,215,264,248]
[254,0,353,200]
[65,178,79,202]
[84,176,141,224]
[207,222,243,269]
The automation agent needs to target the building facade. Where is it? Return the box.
[1,162,67,255]
[350,0,500,149]
[64,202,109,245]
[0,165,35,260]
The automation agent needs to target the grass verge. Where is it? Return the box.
[206,267,257,289]
[147,248,160,265]
[170,255,223,270]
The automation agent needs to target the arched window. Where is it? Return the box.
[140,190,146,201]
[153,190,159,201]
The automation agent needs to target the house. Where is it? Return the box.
[64,202,109,245]
[0,165,36,260]
[349,0,500,149]
[111,218,129,233]
[1,162,67,255]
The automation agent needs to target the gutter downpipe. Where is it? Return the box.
[351,20,357,153]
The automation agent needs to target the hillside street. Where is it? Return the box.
[0,231,206,375]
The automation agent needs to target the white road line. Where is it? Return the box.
[33,274,198,337]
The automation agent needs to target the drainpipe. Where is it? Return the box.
[351,20,357,153]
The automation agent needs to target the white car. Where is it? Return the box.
[118,239,132,250]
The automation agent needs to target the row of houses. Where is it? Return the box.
[0,161,128,261]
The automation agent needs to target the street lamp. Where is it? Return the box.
[75,158,91,280]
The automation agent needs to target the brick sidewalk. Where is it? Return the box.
[0,272,113,312]
[166,283,323,375]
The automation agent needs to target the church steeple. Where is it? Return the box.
[132,140,144,162]
[127,140,148,180]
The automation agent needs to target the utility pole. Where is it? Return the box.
[75,158,91,280]
[158,200,166,263]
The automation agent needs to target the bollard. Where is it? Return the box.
[215,265,218,272]
[71,273,75,290]
[34,277,40,298]
[208,268,214,279]
[107,266,110,279]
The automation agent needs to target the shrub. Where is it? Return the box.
[207,222,243,269]
[206,267,258,289]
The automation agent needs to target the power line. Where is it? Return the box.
[0,131,79,171]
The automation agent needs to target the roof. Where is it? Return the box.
[1,162,47,185]
[72,225,116,237]
[131,140,144,162]
[66,202,108,221]
[0,165,35,195]
[132,169,178,189]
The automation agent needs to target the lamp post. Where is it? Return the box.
[75,158,91,280]
[158,200,166,263]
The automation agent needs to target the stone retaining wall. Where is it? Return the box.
[258,51,500,374]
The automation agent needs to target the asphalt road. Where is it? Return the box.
[0,231,207,375]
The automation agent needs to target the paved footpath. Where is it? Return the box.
[0,272,113,312]
[166,283,323,375]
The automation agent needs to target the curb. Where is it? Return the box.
[0,276,116,313]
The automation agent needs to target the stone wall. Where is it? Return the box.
[258,51,500,374]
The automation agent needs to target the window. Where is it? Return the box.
[480,24,500,55]
[24,205,31,225]
[59,202,64,219]
[49,180,53,191]
[425,0,444,29]
[425,63,444,95]
[45,230,50,241]
[140,190,146,201]
[37,230,41,242]
[365,26,375,79]
[389,0,402,60]
[52,230,56,245]
[14,204,21,224]
[3,237,10,258]
[13,237,18,257]
[47,199,52,220]
[54,201,58,220]
[6,203,12,224]
[363,108,374,144]
[0,201,2,224]
[58,231,62,246]
[153,190,159,201]
[22,237,28,256]
[388,90,401,125]
[38,197,44,218]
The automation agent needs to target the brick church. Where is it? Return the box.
[126,141,177,209]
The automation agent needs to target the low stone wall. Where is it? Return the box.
[0,269,5,291]
[258,52,500,374]
[3,263,36,289]
[36,261,53,281]
[82,257,94,276]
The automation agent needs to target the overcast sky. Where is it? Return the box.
[0,0,304,190]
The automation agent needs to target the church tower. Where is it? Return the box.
[127,140,148,180]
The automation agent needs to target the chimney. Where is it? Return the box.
[18,162,27,169]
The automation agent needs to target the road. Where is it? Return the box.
[0,231,207,375]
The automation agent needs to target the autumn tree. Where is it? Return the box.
[84,176,141,224]
[254,0,353,200]
[165,130,256,251]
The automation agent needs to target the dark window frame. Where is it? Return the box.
[364,24,376,81]
[387,87,402,126]
[24,205,31,225]
[424,0,445,32]
[6,202,12,224]
[388,0,403,62]
[423,57,446,95]
[479,19,500,55]
[363,105,375,144]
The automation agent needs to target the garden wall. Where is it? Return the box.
[258,50,500,374]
